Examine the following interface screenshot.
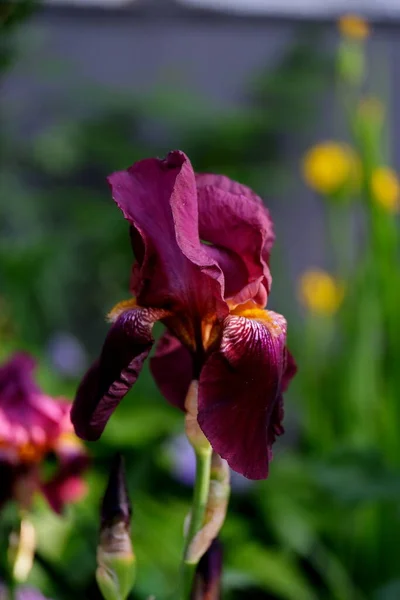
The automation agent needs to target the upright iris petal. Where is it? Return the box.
[72,151,296,480]
[196,173,275,306]
[108,151,227,321]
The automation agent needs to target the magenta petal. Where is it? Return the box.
[0,352,39,395]
[108,151,190,309]
[108,151,226,320]
[196,174,263,203]
[0,353,67,448]
[42,428,89,514]
[72,308,163,441]
[42,455,88,514]
[150,332,193,410]
[204,244,258,302]
[196,174,275,305]
[198,312,287,480]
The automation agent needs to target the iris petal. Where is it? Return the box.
[198,312,287,480]
[196,173,265,204]
[42,423,89,514]
[108,151,227,321]
[42,453,88,514]
[150,332,193,410]
[72,307,165,441]
[0,353,68,449]
[196,174,275,306]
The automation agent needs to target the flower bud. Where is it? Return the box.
[337,40,365,85]
[337,15,369,86]
[191,539,223,600]
[96,455,135,600]
[354,97,385,174]
[338,14,370,41]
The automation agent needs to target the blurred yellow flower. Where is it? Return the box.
[299,269,344,316]
[302,142,360,196]
[371,167,400,213]
[338,14,370,40]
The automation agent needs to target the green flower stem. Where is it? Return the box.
[180,444,212,599]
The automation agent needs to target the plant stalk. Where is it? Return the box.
[180,444,212,599]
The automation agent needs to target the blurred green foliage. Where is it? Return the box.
[2,6,400,600]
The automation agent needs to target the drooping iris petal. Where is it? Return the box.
[196,174,275,306]
[108,151,227,321]
[198,312,287,480]
[72,307,165,441]
[150,332,193,410]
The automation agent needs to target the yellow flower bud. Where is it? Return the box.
[302,142,360,197]
[371,167,400,213]
[338,14,370,40]
[299,269,344,316]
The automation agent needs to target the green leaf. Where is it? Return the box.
[229,542,317,600]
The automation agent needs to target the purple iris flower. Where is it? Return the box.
[0,353,89,513]
[72,150,296,479]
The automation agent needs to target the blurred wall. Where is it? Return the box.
[1,1,399,288]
